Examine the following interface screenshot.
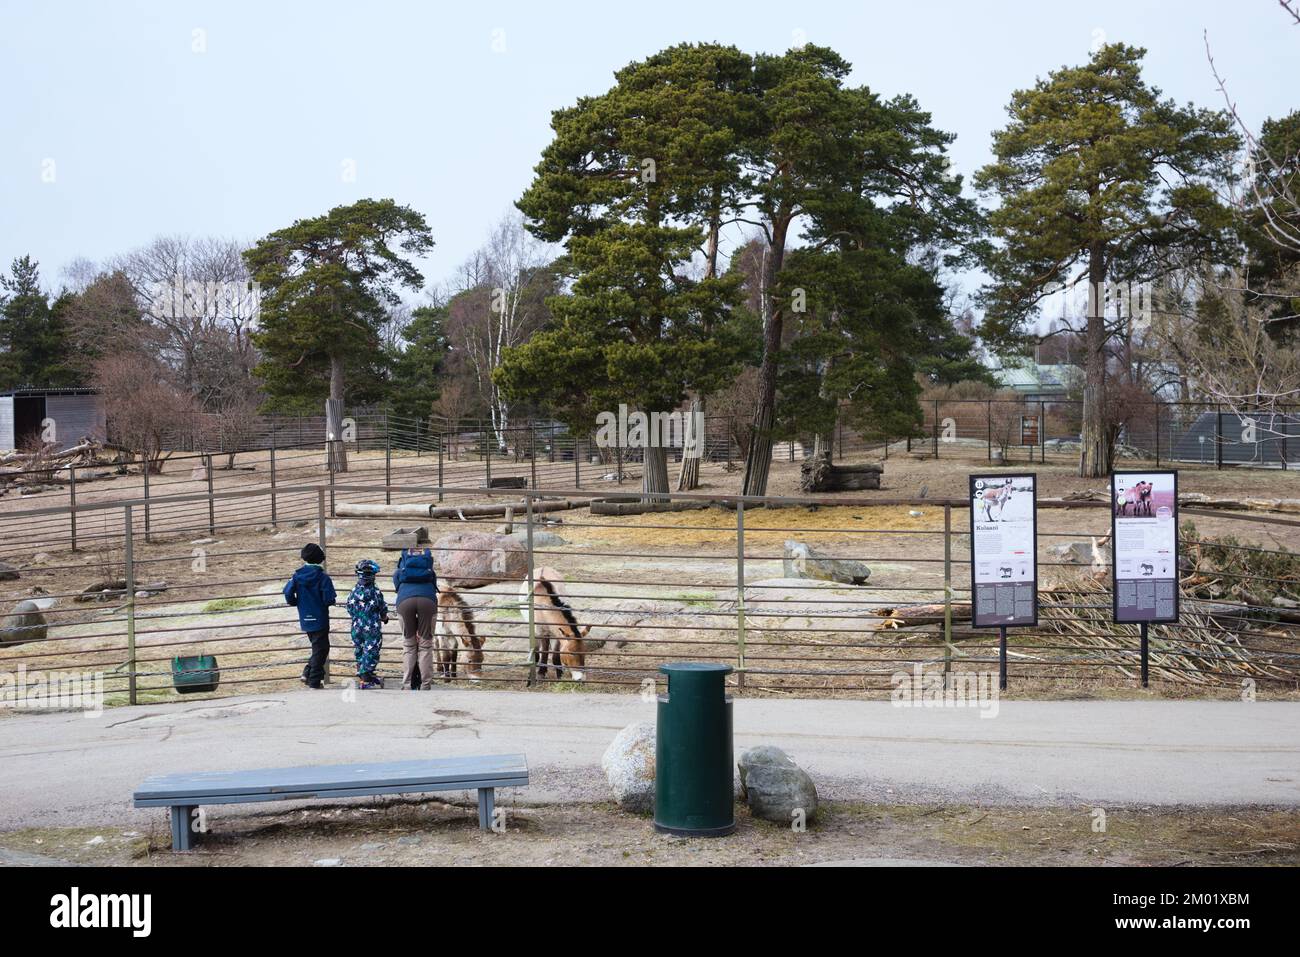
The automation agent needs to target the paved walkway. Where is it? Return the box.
[0,690,1297,831]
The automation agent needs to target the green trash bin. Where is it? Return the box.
[654,662,735,837]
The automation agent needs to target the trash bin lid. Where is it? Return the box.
[659,662,732,675]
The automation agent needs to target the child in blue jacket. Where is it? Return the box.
[283,543,337,689]
[346,559,389,689]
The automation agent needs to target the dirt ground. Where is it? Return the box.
[2,798,1297,867]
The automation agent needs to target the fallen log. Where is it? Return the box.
[336,499,580,520]
[870,601,972,630]
[800,453,883,493]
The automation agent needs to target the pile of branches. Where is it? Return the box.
[1038,570,1297,686]
[0,438,117,492]
[1180,521,1300,610]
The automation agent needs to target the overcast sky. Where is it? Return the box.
[1,0,1294,305]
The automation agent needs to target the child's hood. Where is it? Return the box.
[294,564,329,587]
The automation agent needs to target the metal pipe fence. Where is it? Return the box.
[1,481,1296,708]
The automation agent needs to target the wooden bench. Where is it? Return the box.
[133,754,528,851]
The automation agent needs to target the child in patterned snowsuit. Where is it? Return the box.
[346,559,389,689]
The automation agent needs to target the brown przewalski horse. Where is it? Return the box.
[433,588,484,681]
[518,567,591,682]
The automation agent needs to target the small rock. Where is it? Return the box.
[359,842,386,851]
[505,530,567,548]
[908,509,923,518]
[602,722,656,813]
[85,836,105,846]
[0,561,19,581]
[314,858,342,867]
[189,538,217,546]
[382,526,429,550]
[396,835,422,846]
[1,600,47,647]
[782,540,870,585]
[738,746,818,823]
[30,553,51,565]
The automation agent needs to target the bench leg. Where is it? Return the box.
[170,805,196,851]
[476,788,495,831]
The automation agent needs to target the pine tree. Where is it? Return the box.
[976,43,1239,476]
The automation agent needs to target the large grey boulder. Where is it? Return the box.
[601,722,656,813]
[1046,539,1110,566]
[783,540,870,585]
[504,530,567,548]
[0,561,19,582]
[0,600,47,647]
[738,746,818,823]
[432,532,529,588]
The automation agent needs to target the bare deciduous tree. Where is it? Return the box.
[444,213,557,451]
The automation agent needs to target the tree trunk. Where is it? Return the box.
[678,195,723,493]
[327,354,348,473]
[643,443,670,503]
[1079,243,1111,478]
[741,222,788,497]
[676,395,705,490]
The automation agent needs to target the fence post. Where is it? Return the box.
[205,453,215,535]
[736,500,747,692]
[484,426,492,488]
[269,439,279,527]
[574,435,581,488]
[69,464,78,552]
[316,487,331,684]
[526,495,537,686]
[328,441,337,517]
[142,453,151,543]
[437,436,444,503]
[933,400,940,458]
[1039,400,1045,464]
[530,426,537,489]
[1155,402,1161,467]
[1215,404,1223,470]
[943,502,952,690]
[987,400,992,461]
[124,504,137,706]
[317,488,327,555]
[385,430,392,506]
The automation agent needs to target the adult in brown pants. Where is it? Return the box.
[392,548,439,690]
[398,597,436,689]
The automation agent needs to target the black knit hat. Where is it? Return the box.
[301,543,325,565]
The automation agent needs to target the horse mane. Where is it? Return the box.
[539,577,581,635]
[441,588,477,639]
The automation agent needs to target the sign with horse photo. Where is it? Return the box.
[1111,470,1179,624]
[969,473,1038,628]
